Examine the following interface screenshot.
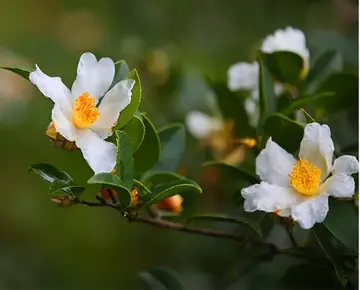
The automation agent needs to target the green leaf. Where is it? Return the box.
[260,51,304,85]
[120,115,145,153]
[324,198,358,252]
[202,161,259,184]
[0,65,33,80]
[49,181,85,197]
[147,268,183,290]
[142,172,185,187]
[281,91,335,116]
[133,114,161,175]
[257,54,276,125]
[313,224,348,286]
[29,163,73,184]
[261,113,304,153]
[143,179,202,207]
[187,214,262,238]
[115,69,142,129]
[133,179,151,194]
[303,50,338,88]
[138,272,167,290]
[87,173,131,208]
[115,131,134,190]
[111,60,130,87]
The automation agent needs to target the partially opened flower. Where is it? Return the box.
[185,111,223,140]
[241,122,359,229]
[227,27,309,126]
[29,53,135,174]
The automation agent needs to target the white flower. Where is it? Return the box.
[185,111,223,139]
[227,27,309,127]
[29,52,135,174]
[241,122,359,229]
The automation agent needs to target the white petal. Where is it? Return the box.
[244,97,259,128]
[90,79,135,139]
[76,130,116,174]
[299,122,334,180]
[227,62,259,91]
[322,175,355,198]
[71,52,115,99]
[51,105,78,142]
[185,111,222,139]
[256,138,296,187]
[332,155,359,176]
[261,26,310,69]
[29,65,72,111]
[291,194,329,229]
[242,182,300,213]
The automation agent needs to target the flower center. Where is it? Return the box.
[72,92,100,129]
[289,159,321,196]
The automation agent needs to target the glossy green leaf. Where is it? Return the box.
[324,198,358,252]
[120,115,145,153]
[261,113,304,153]
[313,224,348,286]
[87,173,131,208]
[154,124,186,172]
[49,181,85,197]
[187,214,263,239]
[111,60,130,87]
[115,131,134,190]
[202,161,259,184]
[281,91,335,116]
[138,272,167,290]
[0,65,33,80]
[29,163,73,184]
[133,114,161,175]
[147,268,183,290]
[115,69,142,129]
[142,172,185,187]
[133,179,151,194]
[260,51,304,85]
[257,54,276,125]
[143,179,202,207]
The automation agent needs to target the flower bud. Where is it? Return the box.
[46,122,77,151]
[157,195,184,213]
[50,195,77,207]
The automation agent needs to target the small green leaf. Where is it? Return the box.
[133,114,161,175]
[133,179,151,194]
[115,131,134,190]
[324,198,358,252]
[0,65,34,80]
[261,113,304,153]
[202,161,259,184]
[187,214,263,239]
[120,116,145,153]
[154,124,186,172]
[260,51,304,85]
[49,181,85,197]
[87,173,131,208]
[143,179,202,207]
[115,69,142,129]
[257,54,276,125]
[29,163,73,184]
[111,60,130,88]
[142,172,185,187]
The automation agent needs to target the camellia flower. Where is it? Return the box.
[241,122,359,229]
[29,53,135,174]
[185,111,223,140]
[227,27,309,126]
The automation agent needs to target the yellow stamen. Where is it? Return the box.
[72,92,100,129]
[289,159,321,196]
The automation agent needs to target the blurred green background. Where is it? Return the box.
[0,0,357,289]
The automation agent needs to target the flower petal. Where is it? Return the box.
[71,52,115,100]
[76,130,116,174]
[51,105,78,141]
[241,182,300,213]
[29,65,72,111]
[90,79,135,138]
[244,97,259,128]
[261,26,310,69]
[299,122,334,180]
[185,111,222,139]
[291,194,329,229]
[322,175,355,198]
[332,155,359,176]
[227,62,259,91]
[256,137,296,187]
